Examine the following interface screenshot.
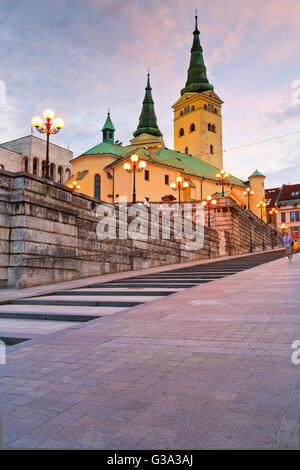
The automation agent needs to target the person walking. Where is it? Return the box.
[283,232,295,261]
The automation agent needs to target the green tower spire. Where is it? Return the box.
[181,14,214,96]
[102,111,115,144]
[133,73,162,138]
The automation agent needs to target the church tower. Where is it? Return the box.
[172,15,223,169]
[130,73,165,150]
[102,111,115,144]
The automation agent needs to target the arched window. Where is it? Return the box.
[191,105,195,111]
[58,166,63,184]
[204,104,207,110]
[210,144,214,154]
[50,163,56,181]
[180,111,183,117]
[214,108,217,113]
[190,123,195,133]
[41,160,46,178]
[179,128,184,137]
[208,123,212,131]
[94,174,101,200]
[22,156,28,172]
[33,157,39,176]
[185,147,188,154]
[65,168,71,181]
[212,124,216,133]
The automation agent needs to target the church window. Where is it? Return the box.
[204,104,207,110]
[208,123,212,131]
[179,128,184,137]
[185,147,188,154]
[191,106,195,111]
[180,111,183,116]
[212,124,216,133]
[165,175,169,185]
[214,108,217,113]
[94,174,101,200]
[210,144,214,154]
[190,123,195,133]
[144,170,149,181]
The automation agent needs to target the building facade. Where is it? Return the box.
[69,15,266,218]
[0,135,72,183]
[266,183,300,238]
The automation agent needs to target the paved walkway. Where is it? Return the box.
[1,252,299,449]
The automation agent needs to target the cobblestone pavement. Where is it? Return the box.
[1,252,299,449]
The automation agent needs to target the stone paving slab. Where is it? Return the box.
[0,251,299,450]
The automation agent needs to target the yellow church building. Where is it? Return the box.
[69,15,266,219]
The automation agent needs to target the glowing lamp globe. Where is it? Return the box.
[43,109,55,120]
[170,182,176,189]
[176,176,183,183]
[131,154,138,162]
[53,117,64,129]
[139,160,146,169]
[31,116,43,128]
[206,195,212,201]
[212,199,217,205]
[123,162,131,170]
[182,181,189,188]
[201,201,207,206]
[216,173,221,178]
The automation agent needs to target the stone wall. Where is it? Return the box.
[207,197,283,255]
[0,170,219,288]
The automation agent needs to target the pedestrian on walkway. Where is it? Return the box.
[283,232,295,261]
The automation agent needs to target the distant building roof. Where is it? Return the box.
[279,183,300,202]
[265,187,280,208]
[265,183,300,207]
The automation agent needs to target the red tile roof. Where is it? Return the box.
[265,187,280,208]
[279,183,300,201]
[265,184,300,207]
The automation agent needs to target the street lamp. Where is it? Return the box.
[216,169,229,197]
[169,176,189,204]
[68,179,81,191]
[269,207,278,224]
[123,154,146,203]
[280,223,288,232]
[201,195,217,228]
[256,200,266,219]
[31,109,64,180]
[243,187,255,210]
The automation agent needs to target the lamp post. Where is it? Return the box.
[256,200,266,219]
[243,187,254,210]
[269,207,279,225]
[170,176,189,204]
[280,223,288,234]
[216,169,229,197]
[201,195,217,228]
[123,154,146,203]
[31,109,64,180]
[68,179,81,191]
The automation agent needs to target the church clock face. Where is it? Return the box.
[208,104,214,112]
